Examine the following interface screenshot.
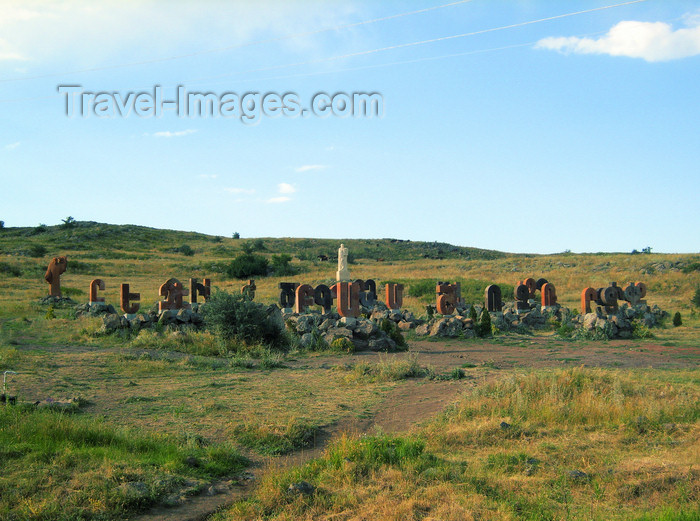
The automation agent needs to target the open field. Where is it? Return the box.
[0,222,698,520]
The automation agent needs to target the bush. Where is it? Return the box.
[26,244,47,257]
[692,287,700,308]
[673,312,682,327]
[477,308,491,337]
[226,253,268,279]
[203,290,286,349]
[0,220,4,229]
[270,254,296,276]
[380,318,407,349]
[178,244,195,256]
[232,232,240,239]
[0,262,21,277]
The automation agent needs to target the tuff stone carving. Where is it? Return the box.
[279,282,300,309]
[89,279,105,303]
[44,256,68,297]
[191,278,212,303]
[158,278,190,312]
[385,283,404,310]
[436,282,460,315]
[295,284,315,314]
[120,283,141,314]
[485,284,503,312]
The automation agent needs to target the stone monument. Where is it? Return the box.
[336,244,350,282]
[44,256,68,297]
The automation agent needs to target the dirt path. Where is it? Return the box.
[129,375,469,521]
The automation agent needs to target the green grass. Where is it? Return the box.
[232,418,318,456]
[0,404,247,520]
[216,367,700,521]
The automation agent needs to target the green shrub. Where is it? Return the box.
[477,308,491,337]
[26,244,47,257]
[681,262,700,274]
[0,262,21,277]
[203,290,286,350]
[61,216,76,229]
[380,318,407,349]
[469,305,478,323]
[270,254,296,276]
[225,253,268,279]
[178,244,195,256]
[692,287,700,308]
[673,312,682,327]
[331,337,355,353]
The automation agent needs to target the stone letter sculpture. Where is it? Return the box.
[314,284,333,314]
[623,282,647,306]
[334,281,361,317]
[336,244,350,281]
[89,279,105,304]
[44,256,68,297]
[581,287,598,314]
[485,285,503,312]
[436,282,460,315]
[385,283,404,310]
[279,282,299,309]
[120,283,141,314]
[158,278,190,312]
[295,284,315,314]
[541,283,557,307]
[190,278,212,303]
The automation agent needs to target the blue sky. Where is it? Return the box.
[1,0,698,254]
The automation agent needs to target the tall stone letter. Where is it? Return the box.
[44,256,68,297]
[295,284,315,314]
[279,282,299,309]
[541,282,557,307]
[89,279,105,304]
[120,283,141,314]
[335,281,361,317]
[485,284,503,312]
[190,278,212,303]
[158,278,190,312]
[385,283,404,310]
[581,287,598,314]
[314,284,333,314]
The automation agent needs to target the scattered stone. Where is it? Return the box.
[568,470,589,481]
[288,481,315,496]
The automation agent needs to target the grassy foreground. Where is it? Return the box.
[0,404,247,520]
[216,367,699,521]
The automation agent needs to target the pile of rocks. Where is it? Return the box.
[282,302,423,351]
[39,295,76,306]
[572,303,668,339]
[73,302,207,334]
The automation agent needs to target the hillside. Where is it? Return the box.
[0,221,505,261]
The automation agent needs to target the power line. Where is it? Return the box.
[138,0,649,87]
[0,0,475,83]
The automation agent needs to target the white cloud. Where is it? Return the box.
[152,129,197,138]
[277,182,296,194]
[295,164,328,173]
[267,196,291,204]
[0,2,364,68]
[5,142,20,150]
[224,187,255,194]
[536,16,700,62]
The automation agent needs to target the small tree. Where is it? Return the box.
[478,308,492,337]
[469,305,478,323]
[693,288,700,308]
[232,232,240,239]
[0,220,4,229]
[270,254,295,276]
[672,312,682,327]
[61,216,76,229]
